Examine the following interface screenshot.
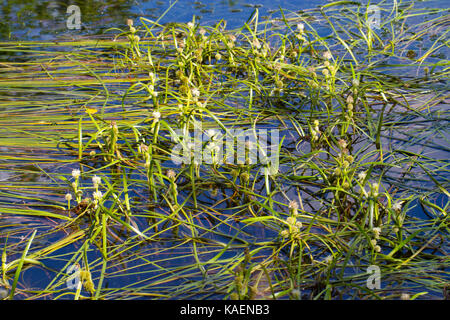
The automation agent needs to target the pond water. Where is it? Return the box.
[0,0,448,301]
[1,0,447,40]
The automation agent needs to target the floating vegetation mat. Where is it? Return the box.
[0,1,448,300]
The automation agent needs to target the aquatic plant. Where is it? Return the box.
[0,1,448,300]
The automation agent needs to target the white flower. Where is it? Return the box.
[400,293,410,300]
[252,38,261,49]
[152,111,161,121]
[148,72,156,83]
[371,182,380,197]
[191,87,200,97]
[358,171,367,181]
[286,216,296,225]
[346,95,354,104]
[187,22,194,29]
[92,175,101,186]
[167,169,176,180]
[93,191,103,200]
[296,23,304,32]
[280,229,289,238]
[323,51,332,60]
[71,169,81,179]
[288,200,299,210]
[373,227,381,239]
[352,78,360,87]
[65,193,73,201]
[392,201,403,211]
[337,139,347,149]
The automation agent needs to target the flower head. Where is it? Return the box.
[296,23,304,32]
[65,193,73,201]
[337,139,347,149]
[280,229,289,238]
[324,255,333,264]
[286,216,296,226]
[228,34,237,42]
[371,182,380,197]
[288,200,299,210]
[93,191,103,200]
[252,38,261,49]
[92,175,101,186]
[72,169,81,179]
[400,293,410,300]
[152,111,161,121]
[346,95,354,104]
[358,171,367,181]
[191,87,200,97]
[392,201,403,211]
[167,169,176,180]
[323,51,332,60]
[373,227,381,239]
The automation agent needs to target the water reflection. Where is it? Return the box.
[0,0,331,40]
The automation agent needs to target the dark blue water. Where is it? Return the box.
[2,0,447,41]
